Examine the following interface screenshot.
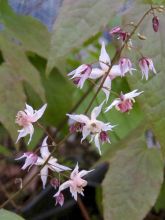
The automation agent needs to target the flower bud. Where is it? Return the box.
[99,131,109,143]
[50,178,59,189]
[55,193,64,206]
[152,16,159,32]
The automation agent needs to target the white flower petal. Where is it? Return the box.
[49,161,71,172]
[81,126,90,142]
[78,73,89,89]
[40,165,48,189]
[94,134,102,155]
[32,104,47,122]
[70,188,78,201]
[40,136,50,159]
[66,114,89,124]
[105,99,120,112]
[78,169,94,178]
[54,181,71,197]
[25,104,34,115]
[35,156,44,165]
[124,90,143,100]
[71,163,79,179]
[68,69,76,76]
[16,124,33,144]
[91,101,105,120]
[89,68,105,79]
[102,76,111,102]
[27,123,34,145]
[99,41,111,71]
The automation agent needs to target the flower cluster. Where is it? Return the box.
[15,104,93,206]
[15,16,159,207]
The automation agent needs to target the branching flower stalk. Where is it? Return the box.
[0,5,164,212]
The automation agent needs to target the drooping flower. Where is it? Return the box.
[89,41,134,102]
[152,16,159,32]
[139,57,156,80]
[50,178,60,189]
[15,152,38,170]
[55,192,64,206]
[67,102,115,154]
[35,136,71,189]
[119,58,133,76]
[54,163,93,201]
[15,103,47,144]
[105,90,143,113]
[68,64,92,89]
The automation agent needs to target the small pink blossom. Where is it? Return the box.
[99,131,110,143]
[152,16,159,32]
[54,163,93,201]
[67,102,115,154]
[119,58,133,76]
[105,90,143,113]
[15,152,38,170]
[139,57,156,80]
[35,136,71,189]
[15,103,47,144]
[55,193,64,206]
[50,178,60,189]
[68,64,92,89]
[109,26,122,35]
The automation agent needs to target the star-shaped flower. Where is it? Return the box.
[54,163,93,201]
[67,102,115,154]
[35,137,71,189]
[15,103,47,144]
[105,90,143,113]
[89,42,134,102]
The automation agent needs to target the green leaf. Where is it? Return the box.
[46,0,126,73]
[0,64,26,141]
[0,209,25,220]
[0,145,11,156]
[0,33,45,101]
[0,0,50,58]
[102,138,164,220]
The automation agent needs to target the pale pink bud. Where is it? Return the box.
[55,193,64,206]
[152,16,159,32]
[99,131,109,143]
[50,178,59,189]
[139,57,156,80]
[119,58,132,76]
[109,26,122,35]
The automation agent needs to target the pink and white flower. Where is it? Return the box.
[67,102,115,155]
[119,58,133,76]
[54,163,93,201]
[35,136,71,189]
[55,193,64,206]
[15,103,47,144]
[68,64,92,89]
[15,152,38,170]
[89,41,134,102]
[139,57,156,80]
[105,90,143,113]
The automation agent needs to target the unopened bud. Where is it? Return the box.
[152,16,159,32]
[157,8,164,13]
[137,33,147,40]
